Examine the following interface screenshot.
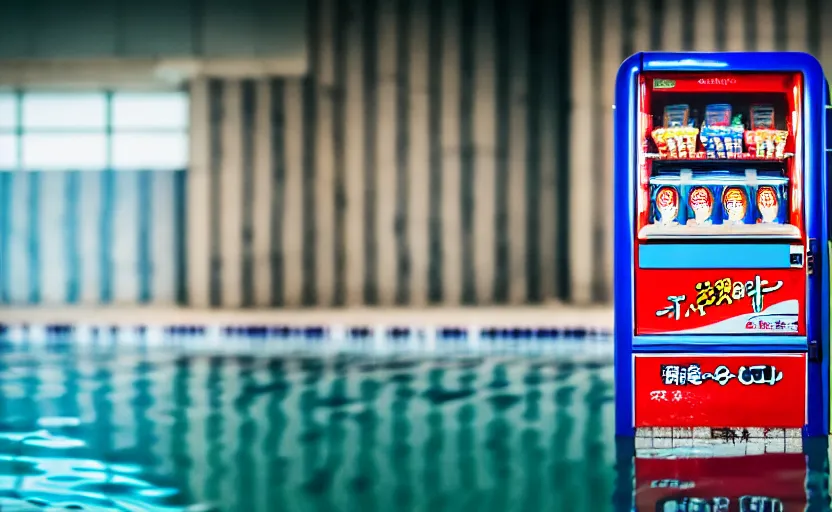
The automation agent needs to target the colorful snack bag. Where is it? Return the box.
[745,129,788,159]
[773,130,787,158]
[700,105,742,158]
[682,126,698,156]
[652,129,668,157]
[651,126,699,159]
[667,132,679,158]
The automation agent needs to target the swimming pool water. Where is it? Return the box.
[0,334,825,511]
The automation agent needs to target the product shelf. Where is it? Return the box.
[644,152,793,161]
[638,223,801,240]
[649,175,788,186]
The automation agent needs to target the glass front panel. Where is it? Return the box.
[636,73,803,241]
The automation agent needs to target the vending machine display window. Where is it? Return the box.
[636,73,803,240]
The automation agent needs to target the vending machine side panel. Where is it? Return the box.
[614,52,643,437]
[798,55,828,436]
[824,80,832,433]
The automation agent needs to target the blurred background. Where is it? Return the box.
[0,0,830,310]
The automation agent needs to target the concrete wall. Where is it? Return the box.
[4,0,832,308]
[187,0,573,308]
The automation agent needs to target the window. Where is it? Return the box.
[22,134,108,169]
[112,133,188,169]
[0,135,15,168]
[0,95,16,129]
[22,93,107,129]
[112,93,189,130]
[0,91,189,171]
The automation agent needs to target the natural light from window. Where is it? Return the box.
[0,91,189,171]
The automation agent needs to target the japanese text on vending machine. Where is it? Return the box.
[656,275,782,320]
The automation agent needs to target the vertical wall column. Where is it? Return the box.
[569,0,594,305]
[470,0,497,305]
[375,0,398,306]
[662,0,684,51]
[313,0,336,307]
[693,0,717,51]
[506,1,528,304]
[251,79,274,307]
[187,79,212,308]
[281,80,306,307]
[599,0,620,302]
[756,0,776,50]
[344,0,366,306]
[220,80,244,308]
[439,0,462,306]
[408,0,430,306]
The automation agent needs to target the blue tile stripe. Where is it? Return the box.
[0,323,614,350]
[27,171,40,304]
[65,171,81,304]
[173,170,188,304]
[100,170,115,303]
[638,243,794,269]
[138,170,153,303]
[0,173,9,304]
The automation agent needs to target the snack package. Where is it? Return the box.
[650,185,685,225]
[721,185,753,225]
[651,104,699,159]
[744,105,787,158]
[652,126,699,159]
[753,183,788,224]
[700,105,744,158]
[750,104,776,130]
[683,185,721,226]
[745,129,788,159]
[704,104,732,127]
[663,104,690,128]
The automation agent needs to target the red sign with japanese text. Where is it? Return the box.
[635,453,806,512]
[634,354,806,428]
[636,268,805,335]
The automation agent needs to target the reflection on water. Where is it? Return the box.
[0,335,827,510]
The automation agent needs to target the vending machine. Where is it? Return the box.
[613,52,830,437]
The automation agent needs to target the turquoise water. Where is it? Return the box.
[0,335,825,511]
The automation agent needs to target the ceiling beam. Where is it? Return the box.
[0,57,308,90]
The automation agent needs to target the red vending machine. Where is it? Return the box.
[613,52,830,437]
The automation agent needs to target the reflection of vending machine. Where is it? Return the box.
[635,453,804,512]
[613,52,830,436]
